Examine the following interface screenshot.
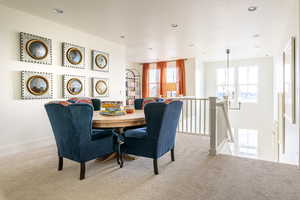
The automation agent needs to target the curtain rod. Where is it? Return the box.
[142,58,188,64]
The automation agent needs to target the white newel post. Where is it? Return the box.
[223,96,229,113]
[209,97,217,156]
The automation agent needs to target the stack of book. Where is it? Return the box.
[100,103,126,116]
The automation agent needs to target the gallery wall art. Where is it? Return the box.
[92,78,109,97]
[21,71,53,99]
[20,32,52,65]
[19,32,114,99]
[92,50,109,72]
[63,75,86,98]
[62,43,85,69]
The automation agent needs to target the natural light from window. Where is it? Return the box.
[238,66,258,102]
[149,66,160,97]
[166,63,177,97]
[237,129,258,157]
[216,65,258,103]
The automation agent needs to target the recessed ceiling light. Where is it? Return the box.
[120,35,125,39]
[53,8,64,14]
[253,34,260,38]
[171,24,179,28]
[188,44,195,47]
[248,6,258,12]
[148,48,153,50]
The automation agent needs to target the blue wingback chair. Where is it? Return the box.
[67,98,101,111]
[45,102,114,180]
[134,98,164,110]
[122,101,183,174]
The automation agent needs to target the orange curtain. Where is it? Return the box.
[142,63,150,98]
[157,61,167,97]
[176,59,186,96]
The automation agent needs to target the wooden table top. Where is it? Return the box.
[92,110,146,128]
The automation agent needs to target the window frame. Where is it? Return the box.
[148,65,160,97]
[216,65,259,103]
[237,66,258,103]
[166,62,178,97]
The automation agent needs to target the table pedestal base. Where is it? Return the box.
[97,153,136,162]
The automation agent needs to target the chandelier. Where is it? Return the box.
[225,49,241,111]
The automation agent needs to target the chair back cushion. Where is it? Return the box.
[134,98,144,110]
[67,97,92,105]
[143,98,157,108]
[164,98,175,104]
[134,97,166,110]
[67,97,101,111]
[44,102,93,160]
[144,101,183,157]
[91,98,101,111]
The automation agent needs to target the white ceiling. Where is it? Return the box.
[0,0,297,63]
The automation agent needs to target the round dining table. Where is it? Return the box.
[93,109,145,131]
[92,110,146,161]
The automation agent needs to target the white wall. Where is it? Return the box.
[0,5,126,156]
[195,57,206,97]
[184,58,196,96]
[204,57,275,161]
[273,0,299,165]
[184,58,206,97]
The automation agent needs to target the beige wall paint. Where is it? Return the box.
[0,5,126,156]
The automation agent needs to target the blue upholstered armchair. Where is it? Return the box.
[67,98,101,111]
[134,98,164,110]
[45,102,114,180]
[122,101,183,174]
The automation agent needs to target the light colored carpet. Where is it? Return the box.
[0,134,300,200]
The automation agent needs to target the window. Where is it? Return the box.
[216,65,258,102]
[238,66,258,102]
[149,65,160,97]
[166,62,177,97]
[146,61,182,97]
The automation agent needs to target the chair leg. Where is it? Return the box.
[171,148,175,162]
[80,162,86,180]
[120,153,124,168]
[153,159,159,175]
[58,156,63,171]
[117,153,120,165]
[117,137,124,168]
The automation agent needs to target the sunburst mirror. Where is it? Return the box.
[93,78,109,97]
[21,71,53,99]
[67,78,83,95]
[96,80,108,95]
[20,32,52,64]
[67,48,83,65]
[26,75,49,95]
[63,43,85,68]
[95,54,108,69]
[63,75,85,98]
[92,50,109,72]
[26,40,48,60]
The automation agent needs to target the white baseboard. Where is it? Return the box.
[0,136,55,157]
